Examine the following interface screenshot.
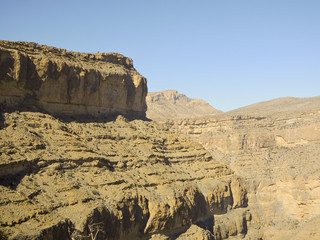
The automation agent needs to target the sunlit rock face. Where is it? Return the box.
[0,111,253,239]
[0,40,147,118]
[160,98,320,240]
[0,41,257,239]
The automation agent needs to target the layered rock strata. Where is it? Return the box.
[0,111,258,239]
[161,108,320,239]
[0,41,147,118]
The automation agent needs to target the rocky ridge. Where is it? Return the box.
[228,96,320,116]
[159,98,320,239]
[0,111,256,239]
[0,42,258,239]
[146,90,222,120]
[0,40,147,118]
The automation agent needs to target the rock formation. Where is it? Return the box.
[0,40,147,118]
[158,97,320,239]
[0,111,256,239]
[146,90,222,120]
[0,42,257,239]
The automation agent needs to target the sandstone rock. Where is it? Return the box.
[0,111,251,239]
[0,40,147,118]
[176,224,214,240]
[146,90,222,120]
[161,98,320,239]
[213,208,262,240]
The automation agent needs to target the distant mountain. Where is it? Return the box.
[227,96,320,116]
[146,90,222,120]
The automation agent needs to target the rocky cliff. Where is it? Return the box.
[0,111,257,240]
[146,90,222,120]
[160,100,320,239]
[0,41,147,118]
[0,42,258,239]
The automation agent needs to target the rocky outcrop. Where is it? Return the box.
[161,103,320,239]
[163,110,320,153]
[146,90,222,120]
[0,111,253,239]
[0,41,147,118]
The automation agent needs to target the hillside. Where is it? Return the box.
[146,90,222,120]
[0,111,257,240]
[228,96,320,116]
[0,41,258,240]
[162,97,320,239]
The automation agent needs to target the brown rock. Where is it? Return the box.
[0,40,147,118]
[146,90,222,120]
[161,97,320,239]
[0,111,250,239]
[176,224,214,240]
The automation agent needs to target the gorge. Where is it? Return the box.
[0,41,257,240]
[148,90,320,239]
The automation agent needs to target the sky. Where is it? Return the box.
[1,0,319,111]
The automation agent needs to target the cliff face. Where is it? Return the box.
[163,110,320,154]
[162,106,320,239]
[0,111,256,240]
[0,41,147,118]
[146,90,222,120]
[0,42,258,239]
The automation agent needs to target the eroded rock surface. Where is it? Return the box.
[0,40,147,118]
[161,104,320,239]
[0,111,253,239]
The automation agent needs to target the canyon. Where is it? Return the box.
[0,41,258,240]
[1,40,319,239]
[150,92,320,239]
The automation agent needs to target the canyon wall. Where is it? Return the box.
[0,42,260,239]
[0,111,260,239]
[161,108,320,239]
[0,41,147,118]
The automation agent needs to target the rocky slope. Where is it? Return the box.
[0,40,147,118]
[160,98,320,239]
[0,42,258,239]
[0,111,257,240]
[146,90,222,120]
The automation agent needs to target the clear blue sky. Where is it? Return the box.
[2,0,319,111]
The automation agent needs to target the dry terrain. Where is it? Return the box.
[0,111,257,239]
[0,41,260,240]
[154,94,320,239]
[146,90,222,120]
[0,40,147,118]
[3,40,319,240]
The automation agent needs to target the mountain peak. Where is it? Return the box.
[147,90,222,120]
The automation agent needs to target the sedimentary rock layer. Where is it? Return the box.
[162,108,320,239]
[0,41,147,118]
[0,111,258,239]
